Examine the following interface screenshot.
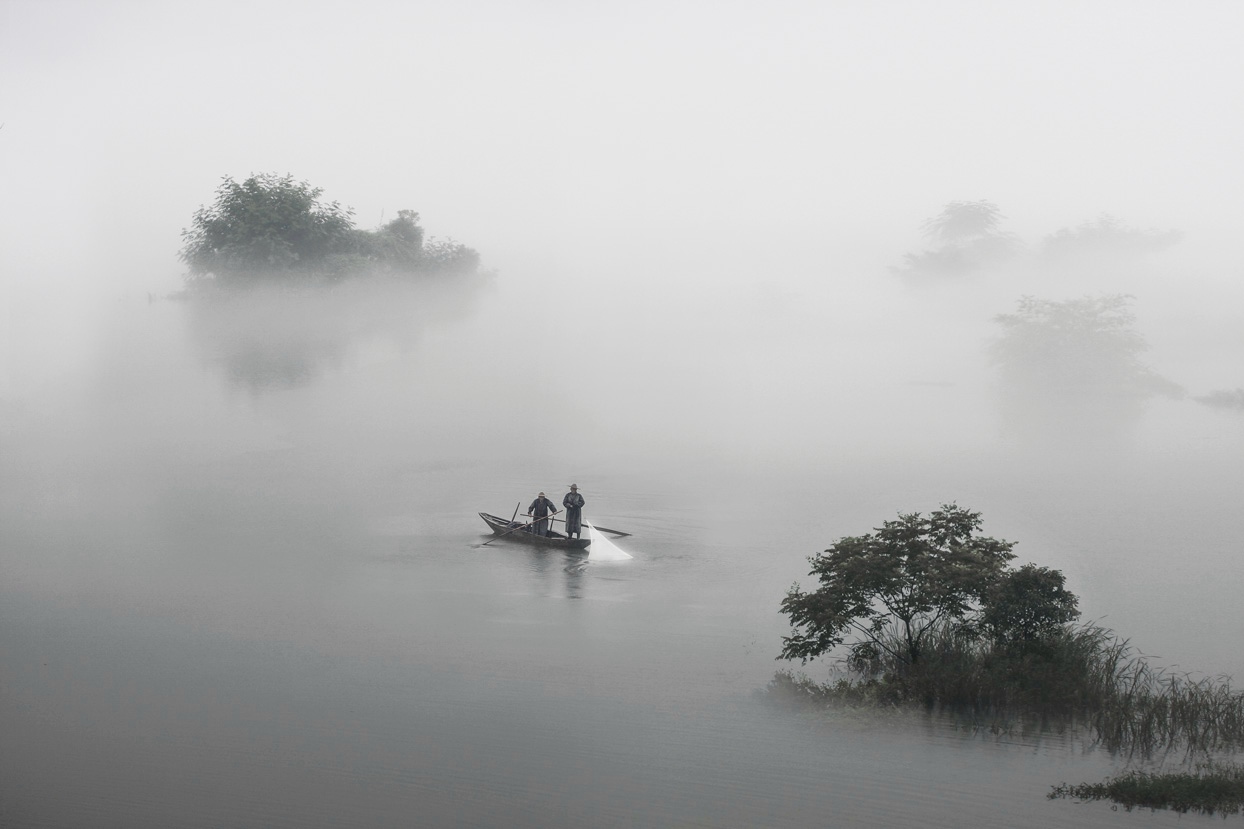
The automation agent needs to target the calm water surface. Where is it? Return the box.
[2,281,1240,827]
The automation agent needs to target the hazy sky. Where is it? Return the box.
[3,1,1243,392]
[5,1,1243,273]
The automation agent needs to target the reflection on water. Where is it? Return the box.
[225,344,334,390]
[184,274,490,391]
[515,545,589,600]
[2,277,1241,827]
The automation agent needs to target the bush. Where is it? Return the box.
[180,175,479,285]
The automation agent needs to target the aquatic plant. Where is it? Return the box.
[1050,762,1244,816]
[770,620,1244,757]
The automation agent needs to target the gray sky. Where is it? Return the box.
[3,1,1243,389]
[5,2,1243,265]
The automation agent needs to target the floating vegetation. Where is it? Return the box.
[1195,388,1244,412]
[767,622,1244,757]
[1050,762,1244,816]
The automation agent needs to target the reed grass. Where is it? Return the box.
[768,622,1244,756]
[1050,762,1244,816]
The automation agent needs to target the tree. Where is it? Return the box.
[779,505,1017,666]
[180,174,356,282]
[1039,214,1181,261]
[421,236,480,274]
[979,564,1079,645]
[892,200,1020,278]
[991,295,1182,404]
[180,175,479,285]
[989,295,1183,442]
[363,209,425,270]
[921,200,1006,244]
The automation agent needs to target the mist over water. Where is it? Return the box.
[4,256,1242,825]
[4,1,1244,825]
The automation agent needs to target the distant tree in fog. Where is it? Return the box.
[991,295,1175,395]
[420,237,482,275]
[921,200,1005,244]
[989,295,1183,438]
[180,174,480,285]
[1039,214,1181,261]
[180,174,354,280]
[1194,388,1244,412]
[892,200,1020,278]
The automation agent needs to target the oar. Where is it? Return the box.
[481,513,555,546]
[551,516,631,537]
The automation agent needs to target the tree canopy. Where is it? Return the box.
[920,200,1007,244]
[1039,214,1182,260]
[893,200,1020,278]
[978,564,1080,644]
[779,505,1081,667]
[180,174,479,285]
[991,294,1181,400]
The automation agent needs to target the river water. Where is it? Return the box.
[2,271,1241,827]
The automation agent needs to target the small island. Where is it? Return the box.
[174,173,490,391]
[769,504,1244,817]
[179,173,481,287]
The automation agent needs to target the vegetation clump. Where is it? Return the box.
[1039,214,1182,262]
[890,201,1180,279]
[891,200,1021,278]
[1050,763,1244,816]
[180,173,480,287]
[1195,388,1244,412]
[772,505,1244,757]
[991,295,1180,401]
[989,294,1183,441]
[779,505,1068,669]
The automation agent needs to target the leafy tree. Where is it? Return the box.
[991,295,1181,401]
[893,200,1020,278]
[421,236,480,274]
[979,564,1079,645]
[1040,214,1181,260]
[779,505,1017,666]
[921,200,1007,244]
[989,294,1182,441]
[180,175,479,285]
[180,174,356,282]
[364,209,425,270]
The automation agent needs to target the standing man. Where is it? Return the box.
[562,484,585,539]
[527,492,558,536]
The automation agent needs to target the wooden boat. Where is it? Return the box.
[478,512,591,549]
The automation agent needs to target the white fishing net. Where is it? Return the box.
[585,520,633,560]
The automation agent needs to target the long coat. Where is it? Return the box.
[528,496,557,535]
[562,491,585,534]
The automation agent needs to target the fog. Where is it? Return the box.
[3,2,1244,826]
